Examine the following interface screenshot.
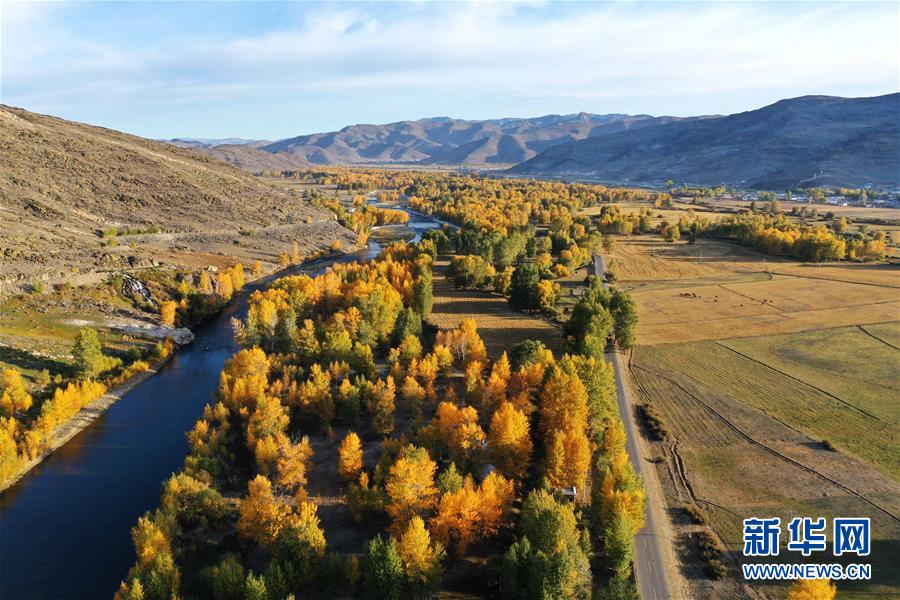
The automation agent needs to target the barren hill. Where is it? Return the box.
[509,94,900,189]
[0,106,354,293]
[198,144,310,173]
[259,113,693,166]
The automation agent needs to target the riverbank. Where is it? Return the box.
[0,246,362,494]
[0,352,176,493]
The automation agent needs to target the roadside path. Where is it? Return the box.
[595,254,675,599]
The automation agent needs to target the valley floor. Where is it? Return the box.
[608,235,900,599]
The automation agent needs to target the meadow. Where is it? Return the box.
[604,229,900,599]
[429,260,564,359]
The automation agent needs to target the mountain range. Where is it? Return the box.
[168,112,699,171]
[510,93,900,189]
[170,94,899,189]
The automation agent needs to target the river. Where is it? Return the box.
[0,208,443,599]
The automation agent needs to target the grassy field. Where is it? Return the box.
[599,233,900,599]
[0,287,154,382]
[430,259,564,359]
[604,237,900,344]
[631,339,900,599]
[635,336,899,478]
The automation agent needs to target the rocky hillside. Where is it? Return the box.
[0,106,355,293]
[258,113,695,166]
[509,94,900,189]
[197,144,310,173]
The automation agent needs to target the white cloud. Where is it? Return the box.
[2,1,897,136]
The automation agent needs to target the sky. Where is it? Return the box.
[1,1,898,140]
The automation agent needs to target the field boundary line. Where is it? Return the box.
[645,299,900,329]
[627,353,743,522]
[717,284,784,311]
[857,324,900,351]
[631,364,899,524]
[763,270,900,290]
[711,341,881,422]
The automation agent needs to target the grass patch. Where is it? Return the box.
[635,340,899,478]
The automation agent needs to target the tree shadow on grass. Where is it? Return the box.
[0,345,70,377]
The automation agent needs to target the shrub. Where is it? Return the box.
[684,503,708,525]
[636,403,668,441]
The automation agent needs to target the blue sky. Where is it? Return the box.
[2,1,898,139]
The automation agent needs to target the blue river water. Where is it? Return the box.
[0,208,442,599]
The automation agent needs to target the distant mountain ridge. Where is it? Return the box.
[165,94,899,189]
[509,94,900,189]
[169,112,700,171]
[262,112,696,166]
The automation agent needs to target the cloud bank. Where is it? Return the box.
[1,1,897,138]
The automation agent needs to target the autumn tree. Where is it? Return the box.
[560,354,617,438]
[0,423,20,483]
[159,300,177,327]
[488,401,532,480]
[397,516,444,595]
[545,424,591,490]
[218,347,270,413]
[237,475,293,548]
[216,272,234,302]
[339,431,364,482]
[118,513,181,600]
[482,352,511,411]
[430,472,513,556]
[385,445,438,533]
[788,579,837,600]
[230,263,246,291]
[425,401,484,468]
[275,436,314,492]
[247,394,289,474]
[158,472,227,534]
[0,368,33,416]
[367,377,396,436]
[599,451,646,537]
[538,367,589,441]
[270,500,327,585]
[435,319,487,367]
[198,270,213,294]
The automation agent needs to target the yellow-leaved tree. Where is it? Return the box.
[397,515,444,587]
[430,472,513,556]
[788,579,837,600]
[159,300,177,327]
[545,424,591,490]
[0,368,33,416]
[488,401,532,480]
[385,445,438,533]
[339,431,364,482]
[237,475,293,547]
